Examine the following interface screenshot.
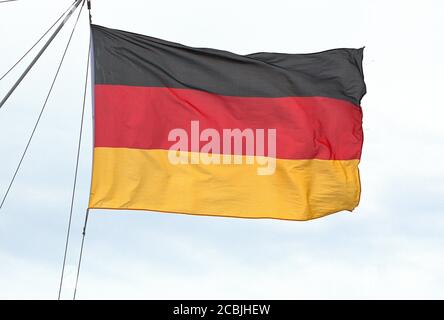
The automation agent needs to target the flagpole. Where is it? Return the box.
[0,0,83,110]
[57,12,91,298]
[72,2,94,300]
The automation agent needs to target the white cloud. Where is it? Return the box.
[1,0,443,299]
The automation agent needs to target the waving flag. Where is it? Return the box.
[88,24,366,220]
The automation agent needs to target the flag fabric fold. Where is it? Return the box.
[89,24,366,221]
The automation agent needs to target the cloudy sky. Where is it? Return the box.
[0,0,443,299]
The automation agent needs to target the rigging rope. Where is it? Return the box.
[0,0,86,210]
[73,208,90,300]
[58,26,91,300]
[0,0,77,82]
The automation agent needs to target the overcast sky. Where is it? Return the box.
[1,0,443,299]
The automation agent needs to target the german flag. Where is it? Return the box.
[89,24,366,221]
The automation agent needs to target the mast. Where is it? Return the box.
[0,0,83,110]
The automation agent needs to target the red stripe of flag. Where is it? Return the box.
[94,85,363,160]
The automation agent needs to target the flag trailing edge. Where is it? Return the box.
[88,24,366,221]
